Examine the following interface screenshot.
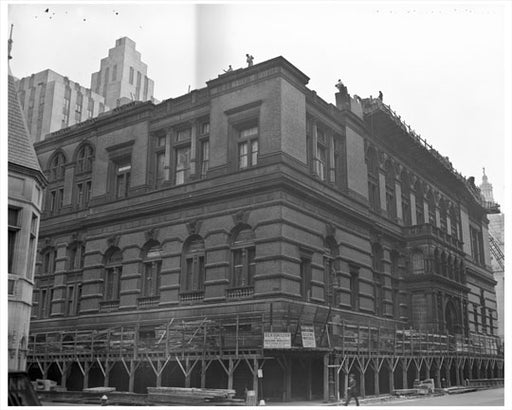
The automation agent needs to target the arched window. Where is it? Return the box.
[75,144,94,174]
[385,161,396,219]
[141,241,162,297]
[48,151,66,182]
[415,180,424,225]
[401,171,411,225]
[324,236,338,306]
[104,247,122,301]
[366,147,380,211]
[67,241,85,270]
[181,236,205,292]
[411,250,424,275]
[231,225,255,288]
[427,191,436,226]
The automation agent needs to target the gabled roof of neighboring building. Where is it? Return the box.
[8,67,46,179]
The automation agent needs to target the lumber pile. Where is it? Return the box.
[148,387,236,405]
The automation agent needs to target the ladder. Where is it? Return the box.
[489,233,504,270]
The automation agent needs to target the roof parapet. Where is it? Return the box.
[362,97,500,213]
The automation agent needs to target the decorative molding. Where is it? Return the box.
[326,223,336,238]
[107,234,120,248]
[145,228,159,242]
[186,219,202,236]
[232,210,249,226]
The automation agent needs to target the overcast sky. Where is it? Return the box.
[4,1,511,207]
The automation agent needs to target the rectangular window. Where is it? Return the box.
[58,188,64,210]
[316,144,326,180]
[112,65,117,81]
[300,258,312,301]
[66,285,75,316]
[143,76,148,100]
[473,303,479,332]
[136,71,142,100]
[27,214,37,280]
[233,249,243,286]
[200,140,209,178]
[350,265,359,310]
[75,92,83,123]
[8,208,20,273]
[39,289,47,317]
[175,146,190,185]
[238,125,259,170]
[129,67,134,85]
[156,152,166,185]
[201,122,210,135]
[186,258,193,291]
[143,262,161,297]
[87,98,94,119]
[115,163,131,198]
[84,180,91,207]
[105,267,120,300]
[239,142,249,169]
[76,284,82,315]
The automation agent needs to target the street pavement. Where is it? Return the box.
[367,387,504,406]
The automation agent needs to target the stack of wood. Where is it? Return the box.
[147,387,239,405]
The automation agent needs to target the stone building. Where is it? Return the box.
[8,63,48,370]
[90,37,155,109]
[27,57,502,401]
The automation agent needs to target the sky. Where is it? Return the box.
[3,1,511,208]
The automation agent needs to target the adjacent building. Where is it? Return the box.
[17,37,155,143]
[90,37,155,109]
[27,57,502,401]
[8,65,48,371]
[479,170,504,343]
[16,70,107,143]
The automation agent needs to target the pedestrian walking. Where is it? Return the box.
[344,373,359,406]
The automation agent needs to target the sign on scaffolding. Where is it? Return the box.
[301,325,316,348]
[264,332,291,349]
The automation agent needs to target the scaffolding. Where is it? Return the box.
[27,307,503,401]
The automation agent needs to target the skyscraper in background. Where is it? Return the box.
[90,37,155,109]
